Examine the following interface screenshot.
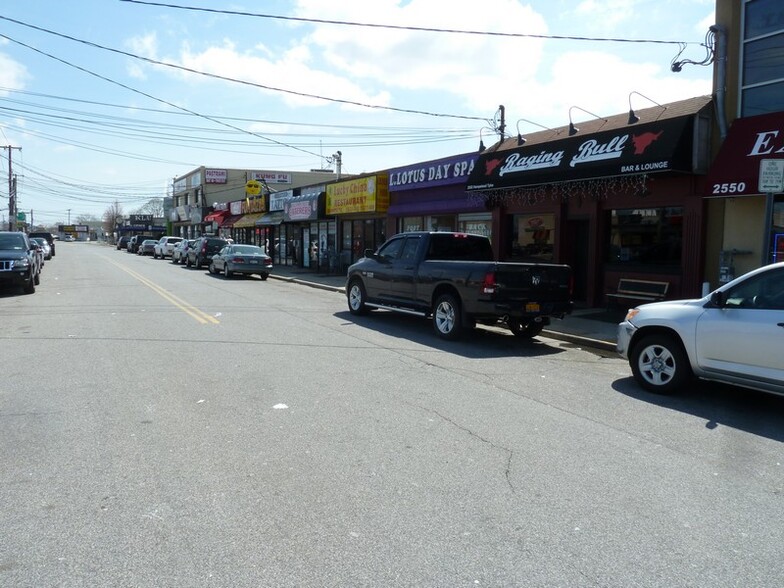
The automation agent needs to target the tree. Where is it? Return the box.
[103,201,124,238]
[134,198,164,217]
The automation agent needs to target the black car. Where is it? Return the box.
[186,236,228,269]
[127,234,155,254]
[0,231,39,294]
[116,235,130,250]
[28,231,56,257]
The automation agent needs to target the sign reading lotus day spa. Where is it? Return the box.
[326,175,389,214]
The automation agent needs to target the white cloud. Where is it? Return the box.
[0,52,29,93]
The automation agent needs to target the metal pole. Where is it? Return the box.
[762,192,775,266]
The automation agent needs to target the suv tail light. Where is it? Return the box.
[481,272,497,294]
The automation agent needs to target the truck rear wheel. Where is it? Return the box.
[433,294,462,340]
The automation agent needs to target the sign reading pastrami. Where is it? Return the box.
[389,153,476,191]
[466,117,692,191]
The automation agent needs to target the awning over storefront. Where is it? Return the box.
[221,214,244,228]
[233,213,266,228]
[387,196,486,216]
[705,111,784,198]
[466,116,694,191]
[204,210,229,223]
[255,211,284,226]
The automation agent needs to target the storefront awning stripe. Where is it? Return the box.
[232,213,266,228]
[387,197,486,216]
[704,111,784,198]
[220,214,245,228]
[255,211,284,226]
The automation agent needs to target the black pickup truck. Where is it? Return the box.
[345,231,573,340]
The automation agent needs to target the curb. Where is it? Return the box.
[270,274,616,352]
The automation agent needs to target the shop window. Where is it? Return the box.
[427,215,455,232]
[607,207,683,266]
[401,217,424,232]
[508,214,555,262]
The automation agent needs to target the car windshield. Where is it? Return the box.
[0,234,26,250]
[232,245,263,255]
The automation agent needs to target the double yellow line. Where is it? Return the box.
[110,260,220,325]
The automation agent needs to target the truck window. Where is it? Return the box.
[400,236,421,262]
[425,234,493,261]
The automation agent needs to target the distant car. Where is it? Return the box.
[153,236,183,259]
[618,261,784,396]
[30,237,52,260]
[127,235,154,254]
[138,239,158,256]
[171,239,195,264]
[64,235,76,242]
[28,231,56,257]
[0,231,38,294]
[116,236,130,250]
[209,244,272,280]
[186,236,228,269]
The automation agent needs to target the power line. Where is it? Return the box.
[118,0,698,46]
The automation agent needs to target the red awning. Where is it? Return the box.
[204,210,229,223]
[219,214,244,228]
[705,111,784,198]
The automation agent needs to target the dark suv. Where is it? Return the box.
[186,237,228,269]
[127,234,155,254]
[0,231,38,294]
[28,231,56,257]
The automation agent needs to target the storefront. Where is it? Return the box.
[387,152,491,238]
[466,96,713,306]
[704,111,784,277]
[326,174,389,271]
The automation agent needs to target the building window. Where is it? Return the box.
[607,207,683,266]
[400,216,424,232]
[507,213,555,262]
[741,0,784,115]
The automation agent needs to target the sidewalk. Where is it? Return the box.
[269,266,619,353]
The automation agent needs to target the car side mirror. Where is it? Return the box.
[710,291,725,307]
[363,248,374,258]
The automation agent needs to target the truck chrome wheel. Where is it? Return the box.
[433,294,462,340]
[347,280,368,315]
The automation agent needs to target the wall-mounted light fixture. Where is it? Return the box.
[568,106,607,136]
[515,118,550,146]
[628,91,666,124]
[479,127,488,152]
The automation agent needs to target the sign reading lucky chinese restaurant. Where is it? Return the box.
[326,175,389,215]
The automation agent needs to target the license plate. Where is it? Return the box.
[249,260,259,264]
[525,302,541,312]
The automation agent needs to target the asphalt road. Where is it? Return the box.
[2,242,784,587]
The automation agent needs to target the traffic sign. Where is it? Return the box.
[758,159,784,193]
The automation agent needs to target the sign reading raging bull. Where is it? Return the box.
[466,117,694,191]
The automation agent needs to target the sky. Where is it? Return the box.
[0,0,715,227]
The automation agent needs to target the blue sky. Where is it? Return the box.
[0,0,715,226]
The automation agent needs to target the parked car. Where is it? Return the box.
[153,236,183,259]
[137,239,158,256]
[127,235,155,254]
[64,234,76,242]
[0,231,39,294]
[116,236,130,250]
[28,231,56,257]
[30,237,52,260]
[171,239,195,264]
[209,244,272,280]
[617,261,784,396]
[186,237,228,269]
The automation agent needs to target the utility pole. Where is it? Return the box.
[3,145,22,231]
[67,209,71,224]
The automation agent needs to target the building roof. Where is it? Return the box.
[491,95,713,152]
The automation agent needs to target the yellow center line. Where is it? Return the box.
[109,260,220,324]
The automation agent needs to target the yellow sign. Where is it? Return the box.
[245,180,261,195]
[326,175,389,215]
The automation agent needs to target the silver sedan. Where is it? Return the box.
[209,244,272,280]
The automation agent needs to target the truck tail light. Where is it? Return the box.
[481,272,497,294]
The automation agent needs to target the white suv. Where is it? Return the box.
[153,236,183,259]
[617,261,784,396]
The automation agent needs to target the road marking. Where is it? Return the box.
[109,260,219,324]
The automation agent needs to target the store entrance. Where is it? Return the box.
[564,219,590,305]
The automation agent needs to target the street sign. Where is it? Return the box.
[17,212,26,221]
[758,159,784,193]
